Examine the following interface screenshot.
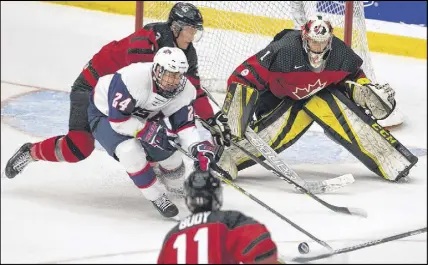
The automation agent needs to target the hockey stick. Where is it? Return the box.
[198,117,355,194]
[200,88,354,194]
[202,119,365,218]
[243,128,366,217]
[169,140,334,252]
[200,90,366,218]
[229,139,354,193]
[290,227,427,263]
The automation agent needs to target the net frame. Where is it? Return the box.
[134,1,377,91]
[135,1,404,128]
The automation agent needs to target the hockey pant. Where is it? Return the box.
[221,88,418,181]
[88,104,185,200]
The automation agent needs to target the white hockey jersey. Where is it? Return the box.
[92,62,202,151]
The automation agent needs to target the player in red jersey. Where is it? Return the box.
[218,15,417,182]
[157,169,279,264]
[4,2,230,180]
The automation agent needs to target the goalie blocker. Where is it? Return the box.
[219,83,418,182]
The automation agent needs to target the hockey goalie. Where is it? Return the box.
[217,16,418,182]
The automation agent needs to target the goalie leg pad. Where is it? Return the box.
[219,97,313,175]
[217,149,239,180]
[222,83,259,139]
[303,88,418,181]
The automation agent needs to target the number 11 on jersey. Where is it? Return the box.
[173,227,209,264]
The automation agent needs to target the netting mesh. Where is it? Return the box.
[141,1,376,92]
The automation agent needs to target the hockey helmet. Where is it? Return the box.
[302,15,334,68]
[168,2,204,42]
[184,169,223,213]
[152,47,189,98]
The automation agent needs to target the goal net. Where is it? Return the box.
[136,1,403,128]
[136,1,376,92]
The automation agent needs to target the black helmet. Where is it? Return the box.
[168,2,203,31]
[184,169,223,213]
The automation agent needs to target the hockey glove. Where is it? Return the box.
[206,112,232,147]
[135,121,177,151]
[345,78,396,120]
[191,141,216,171]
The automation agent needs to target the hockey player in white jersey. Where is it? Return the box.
[87,47,216,218]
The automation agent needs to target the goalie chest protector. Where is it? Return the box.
[258,30,364,100]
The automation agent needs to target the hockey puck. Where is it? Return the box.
[298,242,310,254]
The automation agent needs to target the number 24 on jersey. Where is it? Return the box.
[112,92,131,111]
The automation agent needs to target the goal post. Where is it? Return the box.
[135,1,144,32]
[344,1,353,46]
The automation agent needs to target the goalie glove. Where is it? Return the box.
[345,78,396,120]
[205,112,232,147]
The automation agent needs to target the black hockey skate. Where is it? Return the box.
[151,194,179,218]
[3,143,35,179]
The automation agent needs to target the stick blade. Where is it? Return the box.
[302,173,355,194]
[322,173,355,193]
[347,207,368,218]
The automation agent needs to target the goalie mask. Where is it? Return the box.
[302,15,333,68]
[152,47,189,99]
[168,2,204,43]
[184,169,223,214]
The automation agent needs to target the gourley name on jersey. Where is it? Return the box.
[292,79,327,99]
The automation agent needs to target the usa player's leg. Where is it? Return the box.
[139,133,186,198]
[302,87,417,181]
[88,107,178,218]
[218,90,314,180]
[3,74,95,179]
[156,151,186,197]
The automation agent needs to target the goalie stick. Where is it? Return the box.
[289,227,427,263]
[201,118,365,218]
[231,138,355,193]
[201,87,356,194]
[200,89,367,218]
[169,140,334,252]
[244,128,366,217]
[199,118,355,194]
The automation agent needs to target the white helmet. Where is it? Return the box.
[301,15,333,68]
[152,47,189,98]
